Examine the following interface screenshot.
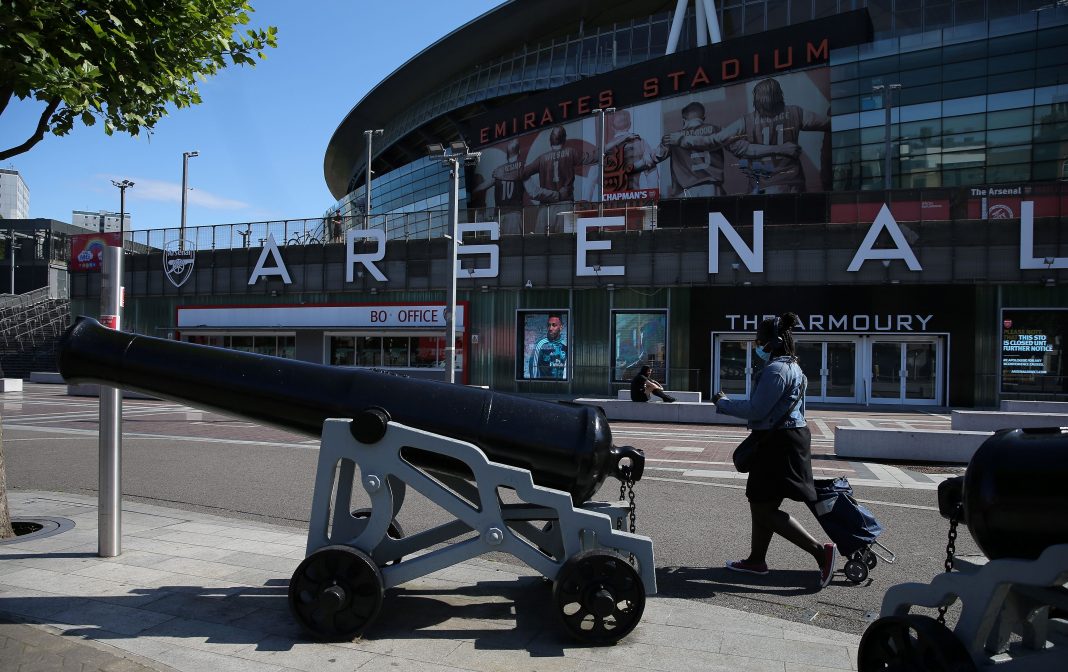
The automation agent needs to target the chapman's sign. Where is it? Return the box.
[460,10,873,147]
[240,201,1067,286]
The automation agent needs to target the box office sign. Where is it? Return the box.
[177,303,466,330]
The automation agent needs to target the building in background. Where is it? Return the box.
[0,169,30,220]
[71,210,131,234]
[69,1,1068,405]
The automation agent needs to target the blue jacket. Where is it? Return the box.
[716,357,807,430]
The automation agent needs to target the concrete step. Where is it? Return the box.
[834,426,991,463]
[951,410,1068,432]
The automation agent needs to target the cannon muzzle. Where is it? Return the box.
[59,317,631,503]
[948,427,1068,560]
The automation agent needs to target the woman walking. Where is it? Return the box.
[713,312,837,588]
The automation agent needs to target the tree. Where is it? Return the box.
[0,0,277,537]
[0,0,278,160]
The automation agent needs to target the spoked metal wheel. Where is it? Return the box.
[858,615,976,672]
[552,549,645,645]
[351,508,405,566]
[289,545,384,642]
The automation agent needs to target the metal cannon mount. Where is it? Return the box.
[290,409,657,645]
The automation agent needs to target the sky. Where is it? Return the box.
[0,0,502,230]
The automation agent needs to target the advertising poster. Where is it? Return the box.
[472,68,831,209]
[613,311,668,384]
[516,310,569,381]
[70,232,122,272]
[1001,309,1067,394]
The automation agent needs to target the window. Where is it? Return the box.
[330,336,355,366]
[384,337,410,367]
[356,337,382,367]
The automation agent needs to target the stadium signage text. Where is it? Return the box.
[465,10,874,146]
[242,200,1067,286]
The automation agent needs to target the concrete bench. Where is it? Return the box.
[951,410,1068,432]
[29,371,65,384]
[835,426,991,463]
[1000,400,1068,414]
[66,384,159,400]
[0,378,23,392]
[615,389,702,402]
[573,398,745,425]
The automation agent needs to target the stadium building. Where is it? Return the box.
[70,0,1068,406]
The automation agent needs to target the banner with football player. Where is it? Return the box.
[471,67,831,208]
[516,310,570,381]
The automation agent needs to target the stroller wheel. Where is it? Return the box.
[863,549,878,570]
[844,559,869,583]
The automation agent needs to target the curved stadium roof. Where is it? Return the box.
[324,0,672,200]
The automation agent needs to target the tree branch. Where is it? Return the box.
[0,87,13,116]
[0,98,61,161]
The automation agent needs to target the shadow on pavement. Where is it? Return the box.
[0,573,589,656]
[655,565,826,599]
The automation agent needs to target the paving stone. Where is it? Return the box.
[230,635,377,672]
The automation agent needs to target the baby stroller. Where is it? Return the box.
[807,478,895,583]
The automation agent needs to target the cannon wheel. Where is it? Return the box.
[858,614,976,672]
[289,545,384,642]
[844,558,869,584]
[552,549,645,645]
[351,508,405,566]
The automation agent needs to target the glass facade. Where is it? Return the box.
[185,333,296,358]
[336,2,1068,223]
[326,334,463,371]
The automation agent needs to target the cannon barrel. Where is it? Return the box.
[58,316,626,503]
[937,427,1068,560]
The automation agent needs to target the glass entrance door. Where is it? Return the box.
[716,339,750,397]
[795,340,859,403]
[868,339,942,405]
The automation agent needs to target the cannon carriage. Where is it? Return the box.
[58,317,656,644]
[858,427,1068,671]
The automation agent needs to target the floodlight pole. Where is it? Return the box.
[180,151,198,250]
[110,179,134,244]
[592,107,616,211]
[430,141,480,383]
[364,129,383,228]
[873,85,900,191]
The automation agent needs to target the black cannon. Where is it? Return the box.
[59,317,656,644]
[859,427,1068,671]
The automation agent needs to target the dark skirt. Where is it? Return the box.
[745,426,817,503]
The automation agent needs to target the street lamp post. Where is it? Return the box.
[364,129,383,228]
[110,179,134,243]
[180,151,199,248]
[427,140,481,384]
[592,107,616,207]
[872,84,901,191]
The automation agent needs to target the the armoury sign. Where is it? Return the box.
[235,200,1068,287]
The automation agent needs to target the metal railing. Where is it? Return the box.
[0,287,51,313]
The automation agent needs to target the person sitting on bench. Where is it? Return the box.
[630,365,676,403]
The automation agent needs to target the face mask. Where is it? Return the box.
[754,346,771,362]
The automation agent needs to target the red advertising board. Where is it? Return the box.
[70,232,122,272]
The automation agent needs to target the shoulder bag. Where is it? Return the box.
[732,373,807,473]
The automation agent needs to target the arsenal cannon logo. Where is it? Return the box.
[163,239,196,288]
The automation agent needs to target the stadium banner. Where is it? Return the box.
[612,310,669,384]
[462,9,871,149]
[471,67,832,206]
[516,309,570,381]
[70,232,123,272]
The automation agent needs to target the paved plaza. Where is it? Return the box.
[1,384,969,671]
